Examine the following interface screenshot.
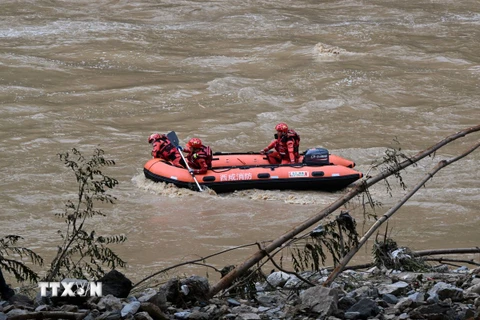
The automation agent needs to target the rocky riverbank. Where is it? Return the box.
[2,265,480,320]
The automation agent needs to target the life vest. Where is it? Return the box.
[275,129,300,157]
[152,136,179,161]
[287,129,300,154]
[187,145,213,168]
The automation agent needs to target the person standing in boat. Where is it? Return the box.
[261,122,301,164]
[148,133,185,168]
[183,138,213,174]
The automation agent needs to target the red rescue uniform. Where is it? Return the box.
[263,129,300,164]
[151,135,185,168]
[184,143,213,174]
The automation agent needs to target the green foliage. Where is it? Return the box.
[44,148,127,282]
[371,137,414,196]
[0,235,43,283]
[291,211,359,272]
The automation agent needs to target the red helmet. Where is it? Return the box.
[275,122,288,133]
[148,133,161,144]
[188,138,202,149]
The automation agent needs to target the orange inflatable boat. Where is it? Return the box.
[143,147,363,193]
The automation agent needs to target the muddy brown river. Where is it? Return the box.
[0,0,478,286]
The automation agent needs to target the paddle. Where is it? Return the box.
[166,131,204,192]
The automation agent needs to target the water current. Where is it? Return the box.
[0,0,478,286]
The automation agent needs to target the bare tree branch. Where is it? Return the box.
[208,125,479,298]
[133,242,260,289]
[422,258,480,267]
[413,248,480,257]
[349,124,480,188]
[323,141,479,286]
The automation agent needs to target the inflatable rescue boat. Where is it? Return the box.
[143,148,363,193]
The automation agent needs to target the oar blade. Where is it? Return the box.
[166,131,204,192]
[166,131,180,147]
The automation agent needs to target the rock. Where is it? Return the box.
[299,285,339,317]
[137,288,157,302]
[3,265,480,320]
[465,282,480,295]
[121,300,141,317]
[180,276,210,304]
[134,311,154,320]
[427,281,464,301]
[346,298,381,319]
[338,296,356,310]
[173,311,190,319]
[266,271,290,288]
[139,302,169,320]
[97,294,123,311]
[98,270,133,298]
[377,281,410,296]
[9,294,34,309]
[235,313,260,320]
[407,291,425,304]
[6,309,28,317]
[381,293,399,304]
[408,303,457,319]
[146,291,167,310]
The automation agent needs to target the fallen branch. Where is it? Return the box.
[423,258,480,267]
[208,125,479,298]
[326,247,480,271]
[413,248,480,257]
[133,242,260,290]
[323,141,479,286]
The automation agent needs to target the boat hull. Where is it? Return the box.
[143,152,362,193]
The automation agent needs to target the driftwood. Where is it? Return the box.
[323,140,480,286]
[413,248,480,257]
[208,125,480,298]
[325,247,480,272]
[423,258,480,267]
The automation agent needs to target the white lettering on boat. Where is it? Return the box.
[289,171,309,178]
[220,172,253,181]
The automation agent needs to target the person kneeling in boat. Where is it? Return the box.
[148,133,185,168]
[260,122,301,164]
[184,138,213,174]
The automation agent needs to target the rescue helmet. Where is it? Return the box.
[275,122,288,133]
[188,138,202,149]
[148,133,161,144]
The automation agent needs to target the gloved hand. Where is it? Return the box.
[188,168,194,174]
[260,148,268,154]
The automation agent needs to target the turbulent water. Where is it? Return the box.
[0,0,478,286]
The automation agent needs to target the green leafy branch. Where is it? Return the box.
[0,235,43,283]
[44,148,127,282]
